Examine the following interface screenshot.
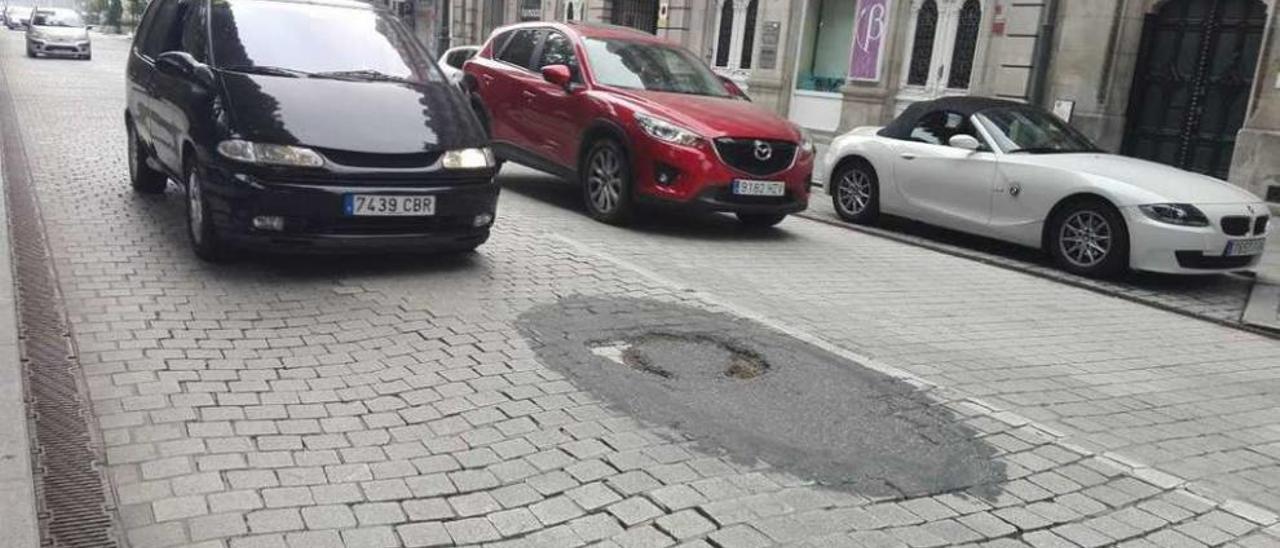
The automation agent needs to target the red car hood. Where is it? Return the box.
[610,89,802,142]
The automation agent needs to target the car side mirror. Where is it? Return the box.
[156,51,214,88]
[541,64,573,89]
[949,134,982,151]
[719,76,751,101]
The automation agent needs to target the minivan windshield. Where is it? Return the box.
[583,38,730,97]
[210,0,441,84]
[32,10,83,27]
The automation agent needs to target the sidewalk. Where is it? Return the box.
[0,129,39,547]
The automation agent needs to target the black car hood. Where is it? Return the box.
[219,71,486,154]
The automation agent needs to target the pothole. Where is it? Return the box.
[591,333,769,380]
[521,297,1007,498]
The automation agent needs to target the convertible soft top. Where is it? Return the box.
[878,96,1025,140]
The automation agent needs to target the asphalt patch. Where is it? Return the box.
[517,297,1006,498]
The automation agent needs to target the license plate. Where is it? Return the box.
[344,194,436,216]
[733,180,786,197]
[1225,238,1266,257]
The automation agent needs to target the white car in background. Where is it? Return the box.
[438,45,478,89]
[25,7,90,59]
[819,97,1271,278]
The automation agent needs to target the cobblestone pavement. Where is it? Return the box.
[799,187,1271,330]
[4,32,1280,547]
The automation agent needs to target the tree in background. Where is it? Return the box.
[105,0,122,33]
[126,0,146,29]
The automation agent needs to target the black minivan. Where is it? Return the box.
[126,0,499,260]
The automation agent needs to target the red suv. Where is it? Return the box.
[465,22,814,227]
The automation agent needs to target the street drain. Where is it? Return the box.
[521,297,1006,498]
[1,65,119,546]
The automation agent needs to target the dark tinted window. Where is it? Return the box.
[180,0,207,61]
[536,31,577,73]
[139,0,182,57]
[209,0,440,83]
[910,111,971,146]
[31,9,83,27]
[489,30,514,57]
[497,29,538,69]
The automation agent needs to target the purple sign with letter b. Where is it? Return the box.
[849,0,891,82]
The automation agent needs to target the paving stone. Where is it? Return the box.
[655,509,716,539]
[444,517,501,544]
[301,505,357,529]
[395,522,451,547]
[609,497,665,527]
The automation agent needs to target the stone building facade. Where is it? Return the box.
[396,0,1280,203]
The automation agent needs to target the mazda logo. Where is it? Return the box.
[753,141,773,161]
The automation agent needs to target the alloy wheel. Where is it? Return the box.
[837,169,873,216]
[587,147,622,214]
[1058,210,1112,268]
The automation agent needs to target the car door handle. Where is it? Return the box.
[481,74,495,84]
[522,90,536,99]
[899,153,917,160]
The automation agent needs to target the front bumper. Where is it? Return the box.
[628,133,813,215]
[27,37,90,56]
[1124,204,1270,274]
[203,167,500,254]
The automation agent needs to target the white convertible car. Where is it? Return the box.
[819,97,1271,277]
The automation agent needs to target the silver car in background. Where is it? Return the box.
[25,8,90,59]
[4,4,33,29]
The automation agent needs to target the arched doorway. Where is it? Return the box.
[611,0,659,33]
[1121,0,1267,180]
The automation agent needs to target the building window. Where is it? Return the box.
[796,0,856,92]
[947,0,980,88]
[715,1,735,67]
[907,0,937,86]
[740,0,758,69]
[564,0,584,20]
[611,0,659,33]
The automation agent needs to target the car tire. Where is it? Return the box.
[831,159,879,224]
[737,213,787,228]
[184,163,227,263]
[581,139,634,225]
[1048,198,1130,278]
[127,122,168,194]
[25,46,35,58]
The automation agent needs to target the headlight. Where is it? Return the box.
[441,148,494,170]
[1138,203,1209,226]
[28,30,45,40]
[797,126,816,154]
[635,113,701,147]
[217,140,325,167]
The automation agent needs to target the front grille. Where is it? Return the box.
[1175,251,1255,270]
[317,149,443,169]
[300,215,474,235]
[714,138,798,176]
[1220,216,1250,236]
[1255,216,1270,235]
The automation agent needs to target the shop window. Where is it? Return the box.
[947,0,980,88]
[796,0,856,92]
[907,0,937,86]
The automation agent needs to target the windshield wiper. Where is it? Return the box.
[310,70,415,84]
[221,65,311,78]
